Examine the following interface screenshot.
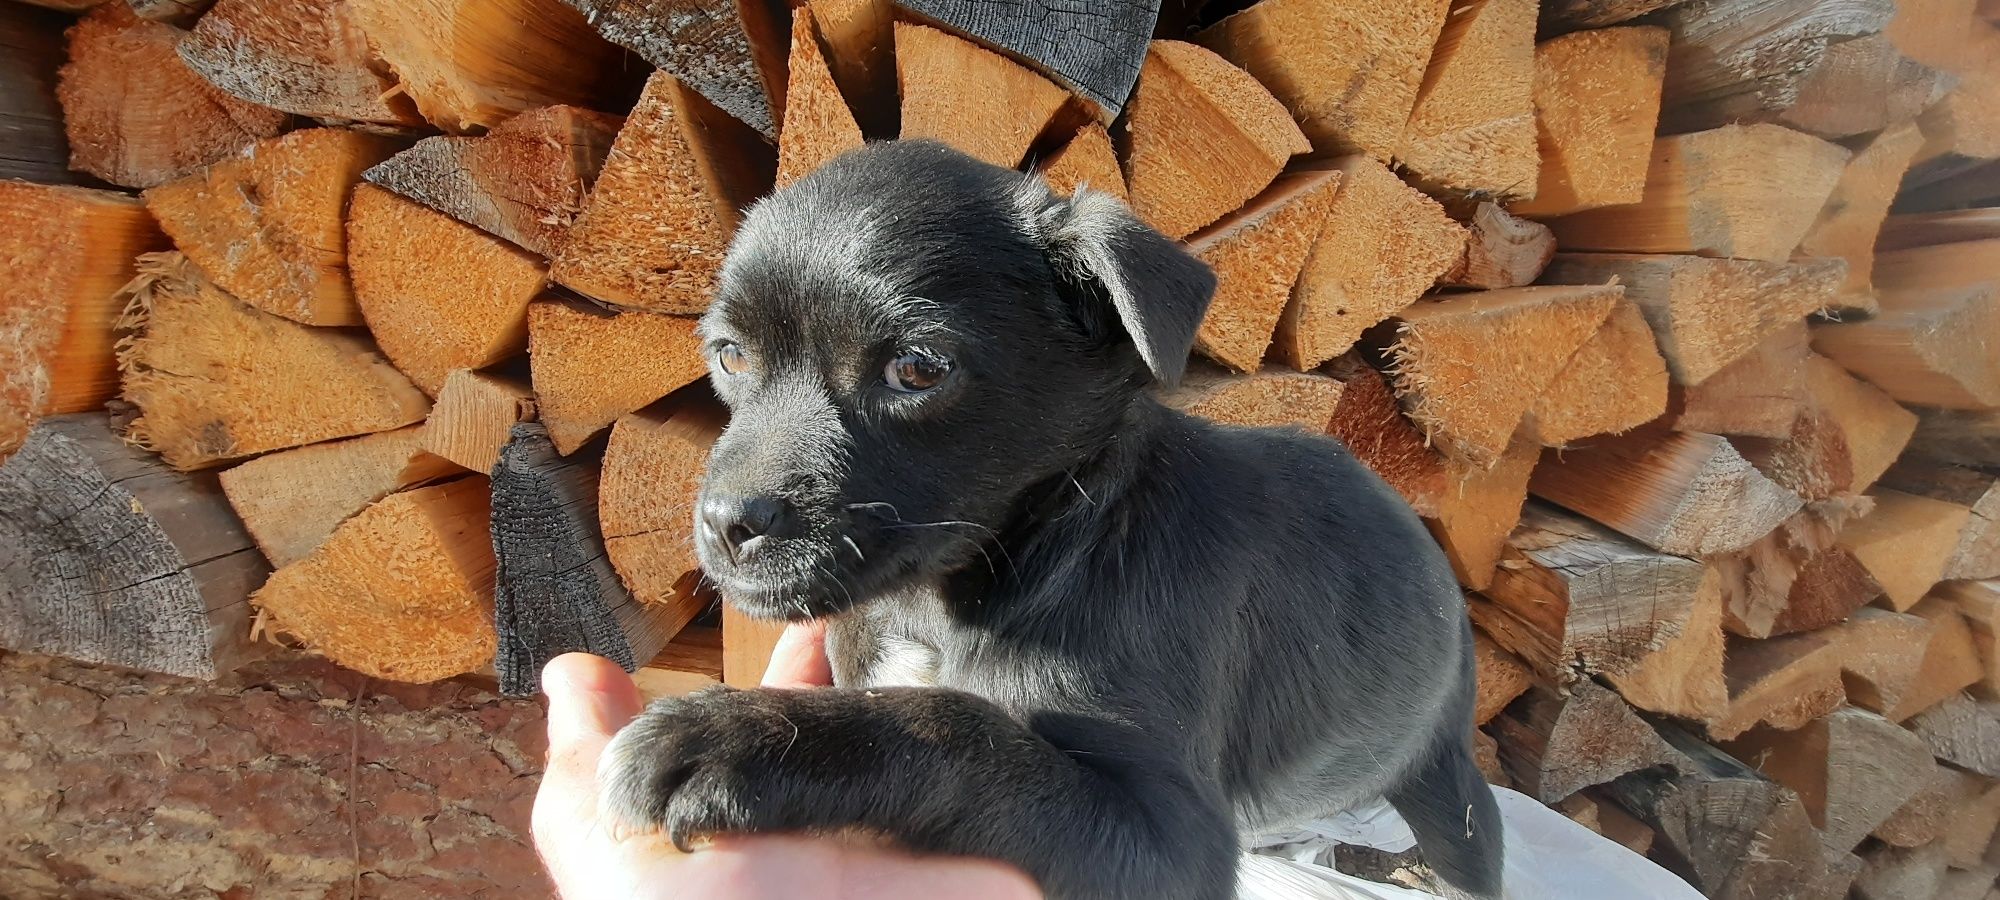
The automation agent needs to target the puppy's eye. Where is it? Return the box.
[884,351,952,394]
[715,342,751,376]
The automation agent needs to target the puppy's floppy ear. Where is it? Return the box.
[1014,181,1216,388]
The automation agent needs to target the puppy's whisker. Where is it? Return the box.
[881,522,1018,579]
[845,501,904,520]
[841,535,866,562]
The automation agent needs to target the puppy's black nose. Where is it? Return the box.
[701,495,790,563]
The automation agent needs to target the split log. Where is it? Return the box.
[1853,841,1951,900]
[491,424,686,696]
[144,128,402,327]
[1491,680,1688,803]
[1036,122,1126,201]
[1847,596,1984,722]
[634,623,725,699]
[1274,156,1466,370]
[1908,693,2000,777]
[601,394,726,631]
[722,601,786,687]
[127,0,213,25]
[1874,765,1955,847]
[1878,461,2000,581]
[1671,324,1808,439]
[1770,33,1953,140]
[1906,24,2000,183]
[808,0,892,135]
[1421,432,1539,590]
[526,300,708,455]
[114,253,430,471]
[1733,354,1918,501]
[1511,25,1669,218]
[1602,723,1831,900]
[1934,580,2000,697]
[1472,729,1508,787]
[0,3,73,185]
[1939,769,2000,867]
[1883,0,1982,74]
[1838,490,1971,611]
[1524,299,1669,447]
[1794,122,1927,313]
[1472,631,1532,725]
[362,106,622,258]
[1708,629,1853,741]
[1123,40,1307,240]
[1539,0,1685,32]
[776,7,864,189]
[421,370,537,476]
[347,186,545,395]
[1386,284,1620,467]
[1811,285,2000,410]
[1607,567,1729,721]
[1714,500,1880,639]
[1652,0,1895,134]
[1936,866,2000,900]
[1895,158,2000,213]
[1473,503,1704,684]
[1396,0,1538,202]
[1530,426,1802,557]
[347,0,633,133]
[1184,170,1341,372]
[253,476,495,682]
[896,21,1076,169]
[1905,407,2000,468]
[58,4,287,190]
[1195,0,1451,160]
[551,72,774,315]
[564,0,786,137]
[1544,125,1852,263]
[894,0,1159,122]
[1539,253,1844,387]
[1873,238,2000,296]
[1721,707,1934,851]
[1324,362,1450,517]
[1439,203,1555,290]
[1164,366,1345,430]
[1558,792,1659,856]
[0,414,268,679]
[1879,207,2000,251]
[0,183,166,459]
[177,0,422,125]
[217,427,455,568]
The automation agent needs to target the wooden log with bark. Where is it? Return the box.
[526,300,708,455]
[251,476,496,682]
[1544,125,1852,263]
[1530,425,1803,557]
[0,414,268,679]
[347,185,546,396]
[362,106,622,259]
[1185,169,1339,372]
[144,128,402,327]
[114,253,431,471]
[1275,156,1467,370]
[1396,0,1539,202]
[1124,40,1308,240]
[218,426,455,567]
[1164,366,1346,430]
[1490,680,1689,803]
[600,394,726,636]
[550,71,774,315]
[491,423,687,695]
[895,0,1160,122]
[1,3,79,185]
[0,182,166,461]
[896,21,1077,170]
[1385,284,1621,467]
[58,4,289,189]
[420,370,537,476]
[1195,0,1452,160]
[1513,25,1668,218]
[177,0,423,125]
[1720,707,1935,852]
[347,0,634,133]
[1539,254,1844,388]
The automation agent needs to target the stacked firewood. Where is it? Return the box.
[3,0,2000,895]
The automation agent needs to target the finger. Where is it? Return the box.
[544,652,645,757]
[677,836,1043,900]
[762,619,833,688]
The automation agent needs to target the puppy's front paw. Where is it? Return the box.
[597,686,804,850]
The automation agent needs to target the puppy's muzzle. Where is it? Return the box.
[698,494,797,565]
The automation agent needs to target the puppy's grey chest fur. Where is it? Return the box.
[825,586,954,689]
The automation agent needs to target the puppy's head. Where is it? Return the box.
[695,140,1215,620]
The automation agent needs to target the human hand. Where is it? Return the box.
[530,623,1043,899]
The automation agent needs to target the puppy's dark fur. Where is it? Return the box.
[600,141,1503,899]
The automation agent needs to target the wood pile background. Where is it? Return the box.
[2,0,2000,895]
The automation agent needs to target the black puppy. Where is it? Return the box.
[600,140,1503,900]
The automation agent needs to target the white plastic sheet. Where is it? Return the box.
[1236,787,1705,900]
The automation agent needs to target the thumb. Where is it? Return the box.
[544,652,645,756]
